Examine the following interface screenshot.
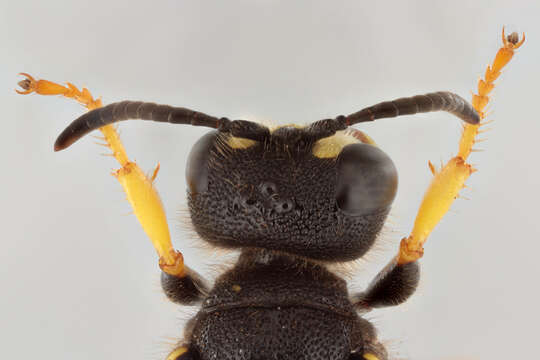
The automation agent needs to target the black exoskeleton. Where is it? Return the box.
[56,91,478,360]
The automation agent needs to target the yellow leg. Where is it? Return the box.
[17,74,185,277]
[398,28,525,265]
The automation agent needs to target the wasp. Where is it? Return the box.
[17,29,523,360]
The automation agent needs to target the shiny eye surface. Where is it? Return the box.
[336,143,398,215]
[186,131,218,194]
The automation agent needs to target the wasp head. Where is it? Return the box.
[186,126,397,261]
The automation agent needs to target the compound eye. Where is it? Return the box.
[186,131,218,194]
[336,143,398,215]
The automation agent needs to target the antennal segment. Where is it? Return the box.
[54,101,222,151]
[306,91,479,142]
[346,91,479,126]
[54,101,270,151]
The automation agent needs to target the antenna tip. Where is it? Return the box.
[53,141,64,152]
[54,133,73,151]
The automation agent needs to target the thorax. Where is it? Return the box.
[200,249,356,318]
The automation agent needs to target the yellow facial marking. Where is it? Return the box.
[347,128,376,146]
[363,353,380,360]
[227,136,257,149]
[227,124,307,149]
[269,123,305,132]
[166,346,188,360]
[312,130,360,158]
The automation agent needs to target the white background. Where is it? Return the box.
[1,1,539,359]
